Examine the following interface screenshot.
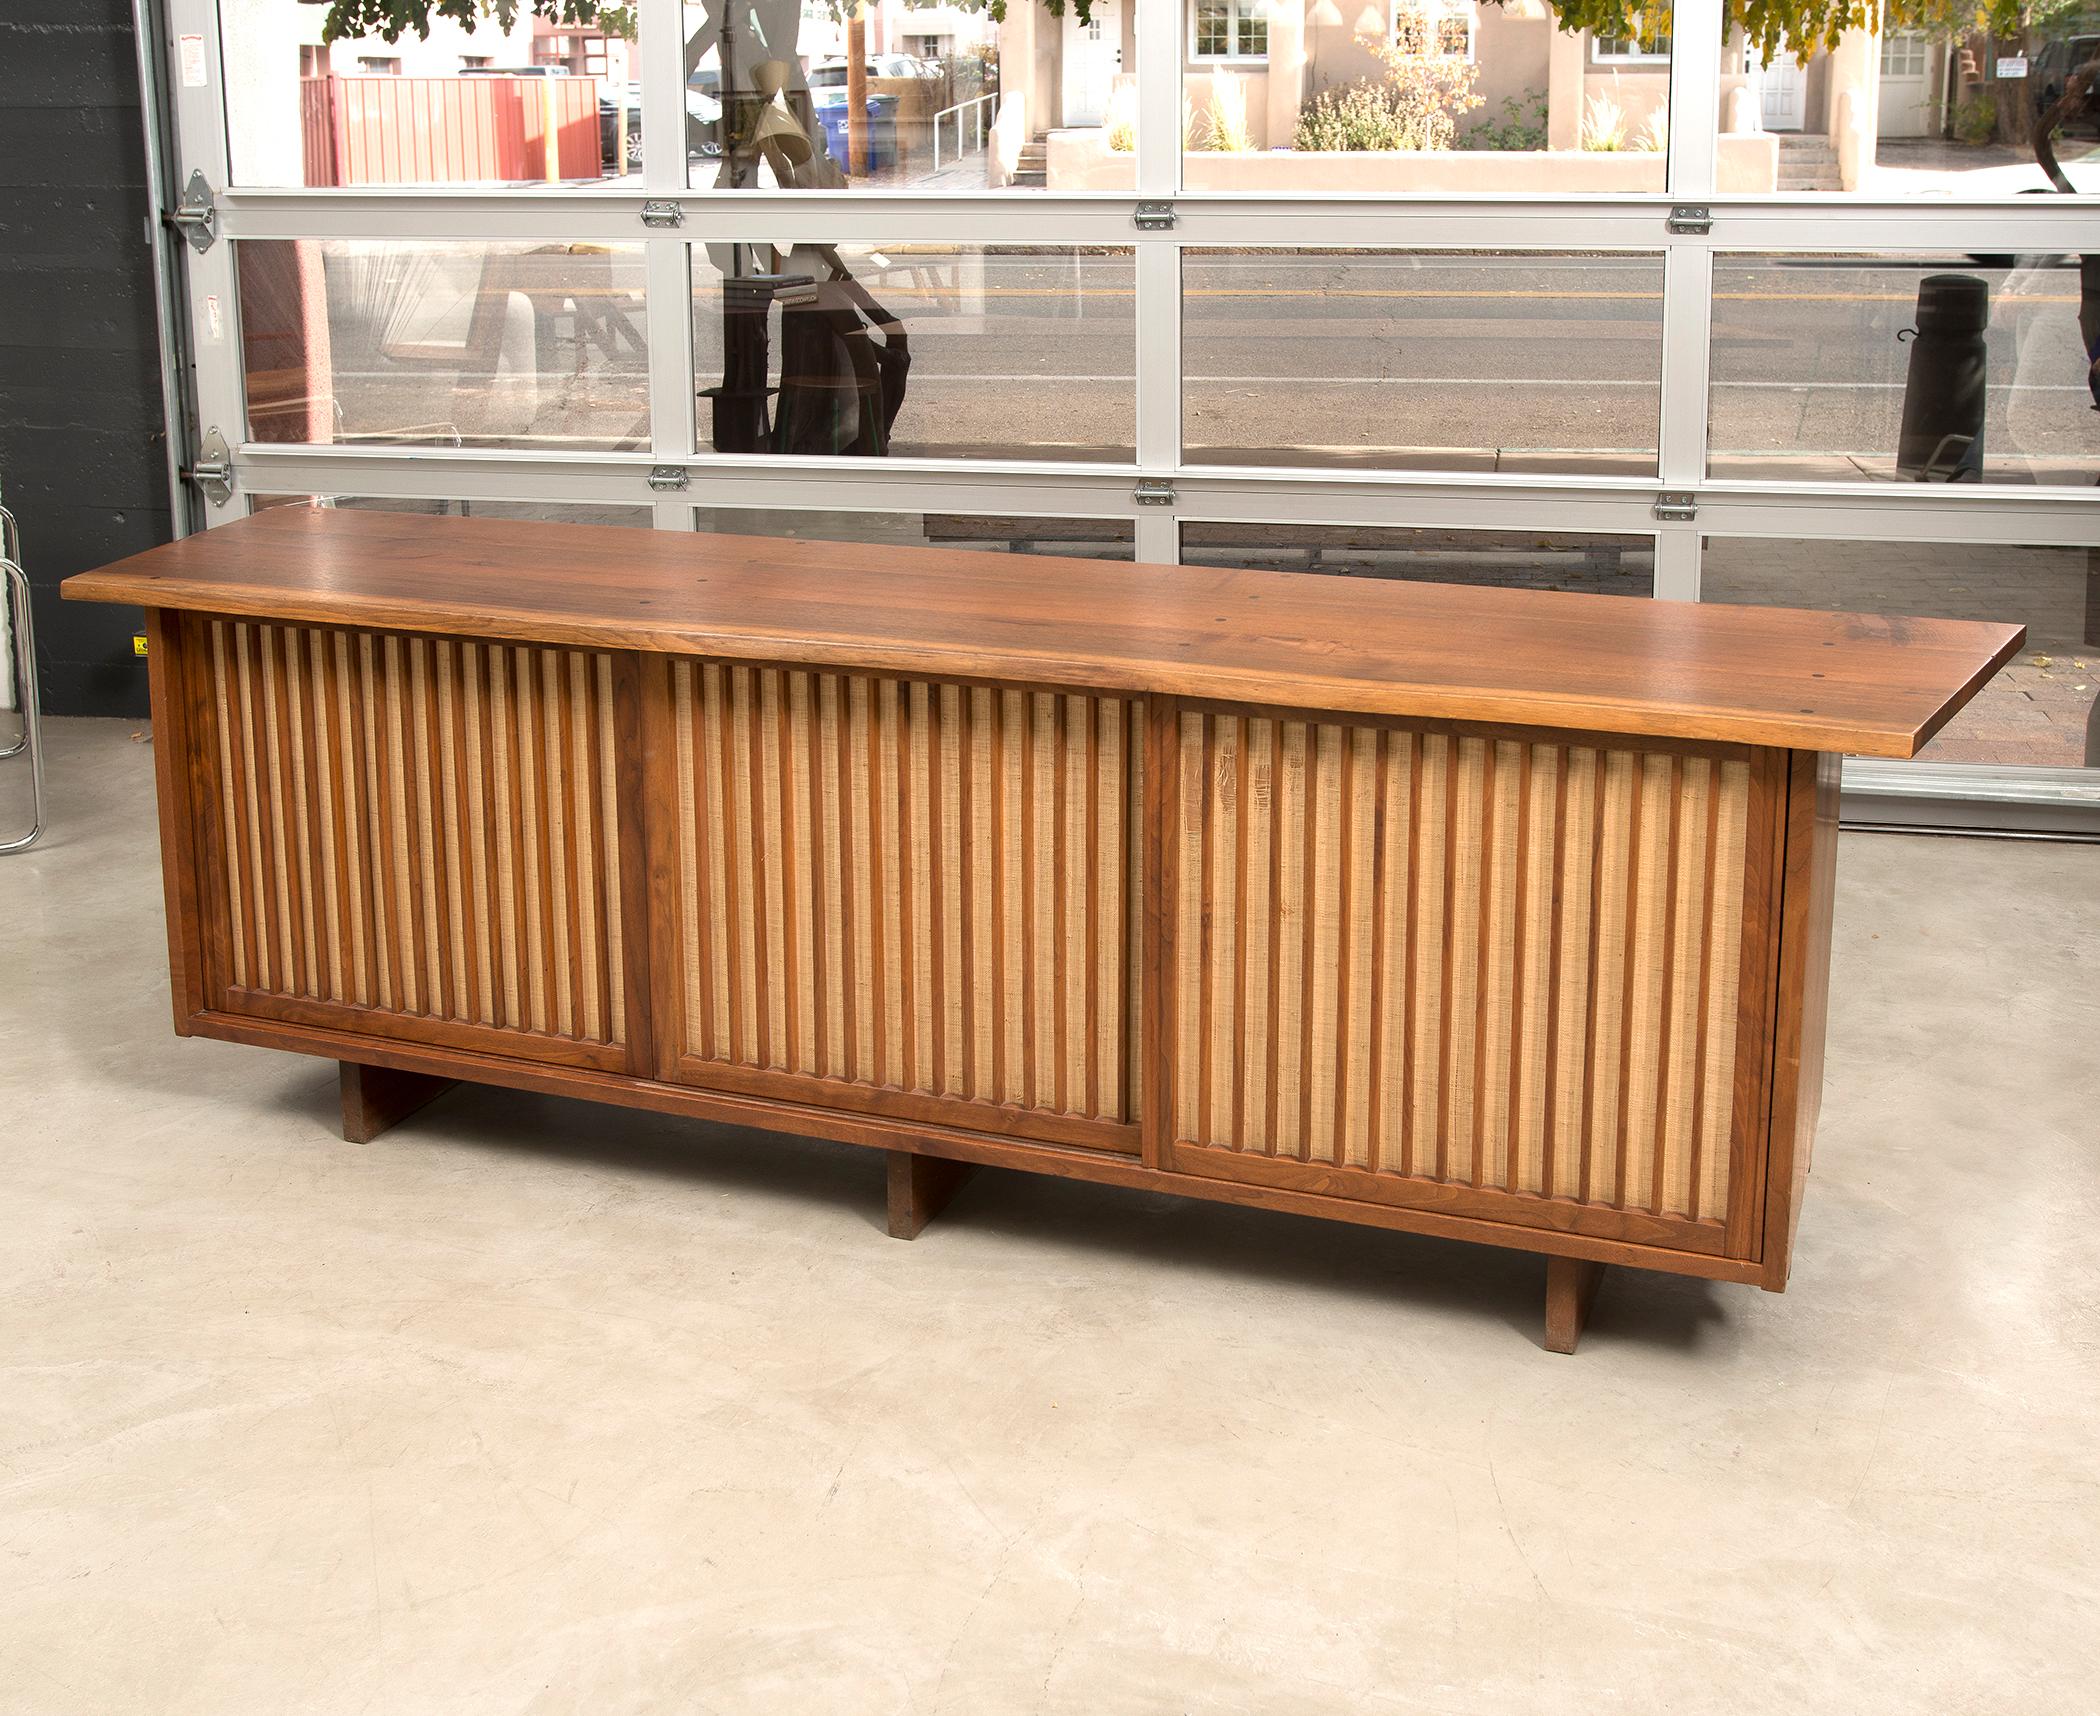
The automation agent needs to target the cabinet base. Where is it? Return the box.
[1544,1256,1607,1354]
[340,1061,455,1145]
[887,1150,978,1240]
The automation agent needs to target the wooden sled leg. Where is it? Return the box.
[886,1150,977,1241]
[1544,1256,1606,1355]
[340,1061,455,1145]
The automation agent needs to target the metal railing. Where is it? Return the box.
[0,502,44,853]
[931,92,998,173]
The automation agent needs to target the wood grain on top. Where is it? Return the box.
[64,507,2025,757]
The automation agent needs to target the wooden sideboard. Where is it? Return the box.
[66,509,2022,1351]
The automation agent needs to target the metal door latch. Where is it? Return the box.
[1133,202,1175,231]
[1667,205,1712,235]
[1653,491,1697,522]
[166,170,217,253]
[181,427,233,507]
[648,465,690,492]
[1134,478,1175,506]
[641,201,686,229]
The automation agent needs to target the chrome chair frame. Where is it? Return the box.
[1,502,46,852]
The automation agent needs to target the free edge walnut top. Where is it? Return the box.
[64,507,2025,758]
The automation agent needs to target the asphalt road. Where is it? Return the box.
[324,247,2096,482]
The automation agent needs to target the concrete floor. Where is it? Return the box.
[4,717,2097,1714]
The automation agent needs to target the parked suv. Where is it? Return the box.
[2034,34,2100,134]
[807,56,933,86]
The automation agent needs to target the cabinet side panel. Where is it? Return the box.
[1171,709,1767,1255]
[1761,749,1842,1291]
[145,611,213,1031]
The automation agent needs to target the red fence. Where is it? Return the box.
[300,76,601,186]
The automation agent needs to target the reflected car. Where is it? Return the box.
[807,56,934,87]
[2033,35,2100,134]
[600,86,724,170]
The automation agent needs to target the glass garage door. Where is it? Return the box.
[146,0,2100,831]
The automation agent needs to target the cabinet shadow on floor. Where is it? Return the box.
[268,1067,1737,1357]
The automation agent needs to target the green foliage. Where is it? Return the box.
[1295,28,1482,153]
[1953,87,2001,140]
[1297,73,1480,151]
[1463,89,1548,151]
[316,0,1096,48]
[1546,2,2054,68]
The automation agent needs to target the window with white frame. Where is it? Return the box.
[1592,15,1671,61]
[1392,0,1476,59]
[1192,0,1268,61]
[1881,31,1928,76]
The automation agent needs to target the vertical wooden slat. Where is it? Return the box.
[284,630,327,1001]
[569,651,603,1042]
[1176,711,1206,1136]
[489,644,522,1029]
[210,624,251,989]
[260,626,303,998]
[1141,695,1177,1169]
[1060,695,1086,1115]
[433,641,470,1021]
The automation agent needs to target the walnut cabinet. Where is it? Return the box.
[68,509,2021,1350]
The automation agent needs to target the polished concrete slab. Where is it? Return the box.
[4,718,2097,1714]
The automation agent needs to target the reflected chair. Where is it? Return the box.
[0,501,45,853]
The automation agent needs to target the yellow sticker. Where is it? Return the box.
[133,634,149,657]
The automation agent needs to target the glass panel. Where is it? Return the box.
[1181,2,1672,194]
[237,241,650,452]
[1702,538,2098,769]
[1709,254,2099,487]
[218,0,638,188]
[693,508,1134,558]
[1179,523,1655,596]
[683,0,1132,191]
[1713,21,2100,195]
[251,495,654,528]
[692,244,1134,461]
[1183,249,1664,476]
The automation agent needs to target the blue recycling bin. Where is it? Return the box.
[814,92,897,175]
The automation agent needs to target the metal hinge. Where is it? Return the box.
[641,200,685,229]
[1134,478,1175,507]
[1666,204,1712,235]
[1653,491,1697,522]
[1133,201,1176,232]
[648,465,690,492]
[166,170,217,253]
[181,426,233,507]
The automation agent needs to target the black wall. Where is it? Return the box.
[1,0,173,718]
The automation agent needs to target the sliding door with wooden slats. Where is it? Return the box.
[653,661,1145,1152]
[1161,707,1783,1256]
[195,618,633,1070]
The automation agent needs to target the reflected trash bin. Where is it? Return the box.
[815,93,898,176]
[1897,273,1990,482]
